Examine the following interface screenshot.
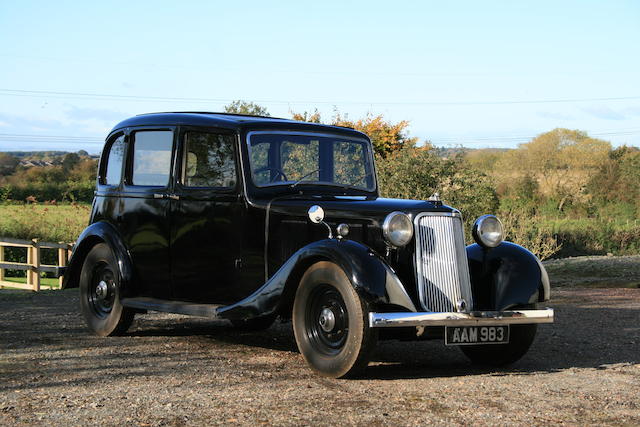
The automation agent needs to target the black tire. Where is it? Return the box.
[292,261,378,378]
[460,323,538,366]
[79,243,134,337]
[230,314,276,331]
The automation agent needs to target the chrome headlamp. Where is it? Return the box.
[382,212,413,247]
[472,215,504,248]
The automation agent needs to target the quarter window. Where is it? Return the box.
[104,135,125,186]
[183,132,236,188]
[131,131,173,186]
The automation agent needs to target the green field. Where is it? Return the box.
[0,203,90,243]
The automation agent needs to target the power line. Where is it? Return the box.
[2,128,639,148]
[1,88,640,106]
[0,133,104,145]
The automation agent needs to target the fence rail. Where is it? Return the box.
[0,237,73,291]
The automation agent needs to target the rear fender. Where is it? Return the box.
[62,222,134,297]
[466,241,551,311]
[217,239,416,321]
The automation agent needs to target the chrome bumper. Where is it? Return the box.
[369,308,554,328]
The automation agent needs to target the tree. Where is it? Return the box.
[496,128,611,211]
[376,146,498,224]
[62,152,81,171]
[224,100,270,116]
[291,109,417,158]
[0,153,19,176]
[588,146,640,207]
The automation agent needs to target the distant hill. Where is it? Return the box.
[2,150,97,162]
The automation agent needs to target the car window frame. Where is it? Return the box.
[174,126,240,195]
[123,127,177,191]
[98,132,126,189]
[244,130,378,193]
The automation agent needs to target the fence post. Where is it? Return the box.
[58,244,68,288]
[0,243,4,282]
[27,239,41,292]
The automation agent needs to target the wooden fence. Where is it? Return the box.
[0,237,73,291]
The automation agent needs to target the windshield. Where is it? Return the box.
[247,132,376,191]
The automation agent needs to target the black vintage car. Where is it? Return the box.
[63,112,553,378]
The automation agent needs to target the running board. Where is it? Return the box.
[121,297,222,318]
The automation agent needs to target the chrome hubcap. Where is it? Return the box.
[95,280,109,300]
[318,307,336,332]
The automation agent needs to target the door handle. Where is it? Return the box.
[153,193,180,200]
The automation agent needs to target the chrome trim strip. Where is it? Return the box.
[369,308,554,327]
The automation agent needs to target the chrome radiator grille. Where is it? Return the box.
[414,213,473,312]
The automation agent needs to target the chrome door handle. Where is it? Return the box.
[153,193,179,200]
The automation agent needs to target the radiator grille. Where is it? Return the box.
[414,213,473,312]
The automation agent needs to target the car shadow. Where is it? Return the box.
[125,303,639,380]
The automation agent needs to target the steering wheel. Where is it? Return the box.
[254,167,288,182]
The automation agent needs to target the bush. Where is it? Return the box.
[377,147,499,230]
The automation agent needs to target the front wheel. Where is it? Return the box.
[79,243,134,337]
[460,323,538,366]
[292,261,378,378]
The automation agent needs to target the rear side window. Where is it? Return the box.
[131,131,173,186]
[104,135,125,186]
[183,132,236,188]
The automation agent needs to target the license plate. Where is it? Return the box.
[445,325,510,346]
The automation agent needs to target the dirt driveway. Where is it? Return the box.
[1,286,639,426]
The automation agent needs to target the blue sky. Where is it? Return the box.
[0,0,638,153]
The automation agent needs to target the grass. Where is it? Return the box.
[0,202,90,243]
[1,276,61,290]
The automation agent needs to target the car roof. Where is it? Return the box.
[109,112,367,139]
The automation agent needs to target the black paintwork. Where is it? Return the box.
[63,112,550,325]
[466,241,551,311]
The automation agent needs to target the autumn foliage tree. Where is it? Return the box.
[291,109,417,157]
[496,128,611,211]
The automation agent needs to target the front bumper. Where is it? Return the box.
[369,308,554,328]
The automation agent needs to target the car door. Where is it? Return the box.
[118,128,176,299]
[170,128,244,304]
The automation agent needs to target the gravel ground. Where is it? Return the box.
[1,275,639,425]
[544,255,640,288]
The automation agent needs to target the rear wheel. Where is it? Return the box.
[292,261,377,378]
[79,243,134,336]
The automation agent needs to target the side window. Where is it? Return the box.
[131,131,173,186]
[183,132,236,188]
[104,135,125,186]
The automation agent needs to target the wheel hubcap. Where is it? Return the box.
[305,284,349,355]
[87,263,117,319]
[319,307,336,332]
[95,280,109,300]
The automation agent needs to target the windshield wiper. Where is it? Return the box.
[290,168,322,188]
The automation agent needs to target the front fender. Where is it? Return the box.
[62,221,135,296]
[218,239,416,320]
[466,241,551,311]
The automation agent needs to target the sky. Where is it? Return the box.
[0,0,639,153]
